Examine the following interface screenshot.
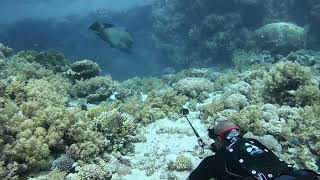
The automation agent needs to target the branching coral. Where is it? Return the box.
[6,54,55,81]
[109,95,166,124]
[0,104,106,176]
[298,105,320,154]
[263,61,317,106]
[14,50,69,73]
[0,71,106,178]
[23,76,71,107]
[89,88,187,125]
[230,104,266,135]
[232,50,276,72]
[146,88,188,118]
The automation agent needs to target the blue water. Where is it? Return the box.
[0,0,163,81]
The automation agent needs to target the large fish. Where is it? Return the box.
[90,21,134,53]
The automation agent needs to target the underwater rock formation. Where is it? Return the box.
[253,22,306,54]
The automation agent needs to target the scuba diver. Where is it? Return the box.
[184,119,320,180]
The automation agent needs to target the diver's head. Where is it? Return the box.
[208,120,240,150]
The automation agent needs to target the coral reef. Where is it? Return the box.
[173,77,213,101]
[51,154,75,172]
[253,22,306,54]
[76,164,112,180]
[67,59,101,80]
[29,170,67,180]
[263,61,320,106]
[73,76,117,104]
[232,50,276,72]
[152,0,320,67]
[92,109,137,153]
[0,43,13,58]
[121,77,167,94]
[1,16,320,178]
[14,50,69,73]
[152,0,248,66]
[168,155,193,171]
[287,49,320,67]
[200,58,320,171]
[0,48,108,179]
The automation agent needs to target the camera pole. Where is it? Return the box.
[184,115,200,139]
[182,113,204,152]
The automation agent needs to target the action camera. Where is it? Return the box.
[180,108,189,115]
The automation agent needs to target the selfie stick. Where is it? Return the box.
[184,115,200,139]
[183,114,204,152]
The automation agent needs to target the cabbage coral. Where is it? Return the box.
[73,76,117,104]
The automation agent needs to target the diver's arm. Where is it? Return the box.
[198,137,215,150]
[188,154,223,180]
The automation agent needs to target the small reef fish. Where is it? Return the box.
[90,21,134,54]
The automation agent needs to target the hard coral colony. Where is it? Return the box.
[0,0,320,179]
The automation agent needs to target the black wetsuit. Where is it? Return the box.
[189,146,249,180]
[189,137,295,180]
